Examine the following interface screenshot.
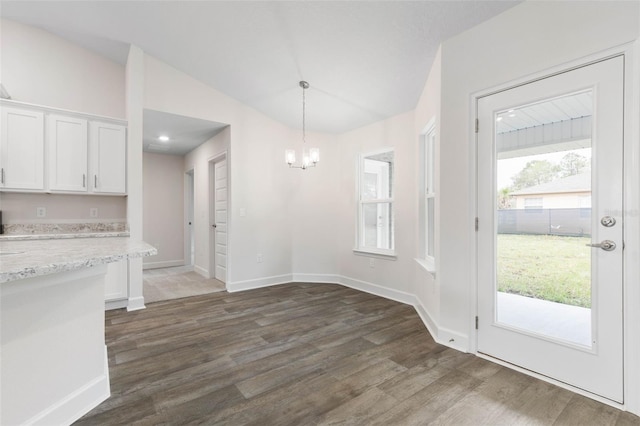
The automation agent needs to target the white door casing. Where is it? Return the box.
[477,56,624,402]
[211,157,227,283]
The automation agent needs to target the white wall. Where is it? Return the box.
[438,0,639,348]
[1,193,126,223]
[183,128,229,277]
[143,152,185,269]
[335,110,416,297]
[413,46,442,326]
[0,19,125,118]
[435,0,640,412]
[144,54,296,286]
[289,131,341,279]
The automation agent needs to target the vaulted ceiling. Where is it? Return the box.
[1,1,520,134]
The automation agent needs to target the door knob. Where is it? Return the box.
[586,240,616,251]
[212,224,217,228]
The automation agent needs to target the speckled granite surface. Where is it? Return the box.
[0,237,157,283]
[2,222,127,235]
[0,232,130,241]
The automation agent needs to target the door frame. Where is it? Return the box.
[183,168,195,267]
[469,43,640,412]
[208,151,228,283]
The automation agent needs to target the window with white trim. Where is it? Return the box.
[424,125,436,265]
[357,149,395,255]
[524,197,543,209]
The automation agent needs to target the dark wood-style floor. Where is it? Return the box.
[76,283,640,425]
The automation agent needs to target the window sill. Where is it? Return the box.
[353,248,397,260]
[414,258,436,277]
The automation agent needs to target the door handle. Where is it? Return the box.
[586,240,616,251]
[212,224,217,228]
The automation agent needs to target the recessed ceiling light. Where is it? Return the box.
[509,114,516,117]
[158,135,170,142]
[496,116,503,122]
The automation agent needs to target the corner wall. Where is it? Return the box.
[144,54,296,287]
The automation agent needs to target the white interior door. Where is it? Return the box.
[477,56,624,402]
[212,158,227,283]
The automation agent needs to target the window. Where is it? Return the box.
[356,149,395,256]
[417,120,436,272]
[524,197,543,209]
[424,125,436,264]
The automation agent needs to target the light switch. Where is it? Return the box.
[239,208,247,217]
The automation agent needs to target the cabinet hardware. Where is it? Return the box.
[1,168,4,184]
[83,174,86,188]
[94,175,97,188]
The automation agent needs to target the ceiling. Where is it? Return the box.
[497,91,593,133]
[143,109,227,156]
[1,1,520,134]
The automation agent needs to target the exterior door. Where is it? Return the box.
[477,56,624,402]
[211,157,227,283]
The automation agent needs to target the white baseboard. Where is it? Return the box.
[25,346,110,426]
[339,275,416,305]
[437,326,469,353]
[413,301,439,341]
[127,296,146,312]
[105,298,128,311]
[227,274,293,292]
[143,259,185,270]
[194,265,209,279]
[292,273,341,284]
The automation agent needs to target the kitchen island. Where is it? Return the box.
[0,237,156,425]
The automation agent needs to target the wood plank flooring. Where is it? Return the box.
[76,283,640,425]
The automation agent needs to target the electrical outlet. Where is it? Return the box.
[89,208,98,218]
[369,258,375,268]
[257,253,263,263]
[36,207,46,218]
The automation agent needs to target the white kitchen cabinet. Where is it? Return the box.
[0,106,45,190]
[48,114,88,192]
[90,121,126,194]
[105,260,128,308]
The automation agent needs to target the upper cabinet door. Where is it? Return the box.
[48,114,88,192]
[90,122,126,194]
[0,107,45,190]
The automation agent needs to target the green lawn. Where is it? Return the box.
[497,234,591,308]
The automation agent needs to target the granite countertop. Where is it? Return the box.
[0,231,131,241]
[0,237,157,283]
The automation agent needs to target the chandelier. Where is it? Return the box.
[285,81,319,170]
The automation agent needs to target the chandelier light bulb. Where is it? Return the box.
[285,81,319,170]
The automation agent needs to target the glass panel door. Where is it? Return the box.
[477,56,624,402]
[495,91,593,347]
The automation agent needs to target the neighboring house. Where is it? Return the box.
[500,172,592,236]
[510,172,591,210]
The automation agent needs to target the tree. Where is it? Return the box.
[497,187,513,209]
[511,160,560,190]
[559,152,588,177]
